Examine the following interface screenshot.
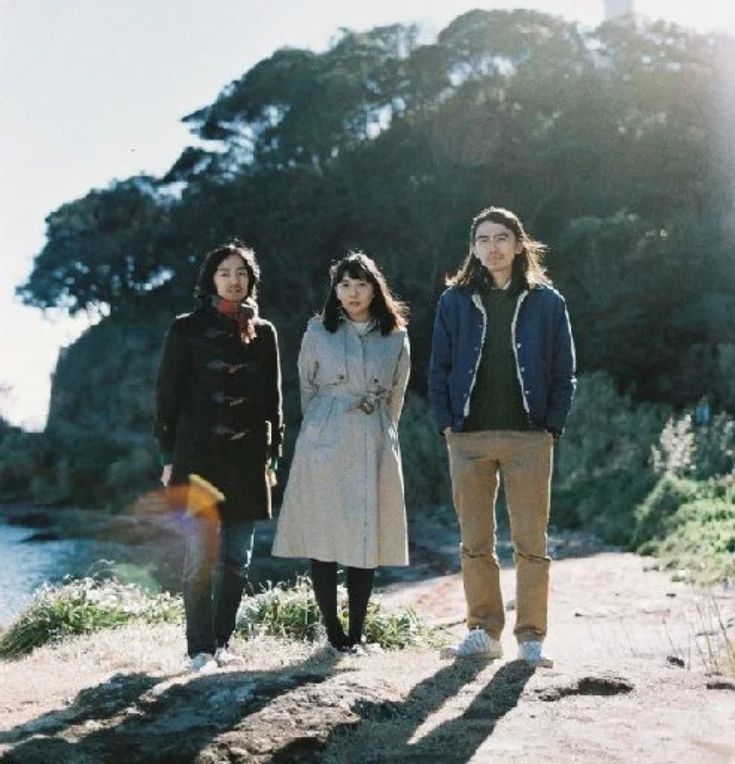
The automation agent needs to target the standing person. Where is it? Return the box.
[428,206,575,668]
[155,243,283,673]
[272,253,410,653]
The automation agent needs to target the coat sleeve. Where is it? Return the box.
[387,332,411,425]
[427,292,453,433]
[154,320,190,462]
[545,296,576,435]
[262,322,284,458]
[297,324,319,416]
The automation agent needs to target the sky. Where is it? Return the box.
[1,1,734,430]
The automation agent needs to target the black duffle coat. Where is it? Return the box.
[154,303,283,522]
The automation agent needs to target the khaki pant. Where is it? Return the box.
[446,429,553,643]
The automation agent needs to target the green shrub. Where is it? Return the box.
[632,473,735,582]
[237,575,433,650]
[399,392,451,509]
[0,427,54,501]
[0,577,183,658]
[693,412,735,478]
[631,476,718,548]
[653,409,735,480]
[105,444,159,511]
[552,373,735,553]
[552,371,669,542]
[642,494,735,583]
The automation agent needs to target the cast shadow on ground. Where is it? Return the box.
[273,658,534,763]
[0,672,159,746]
[0,652,341,764]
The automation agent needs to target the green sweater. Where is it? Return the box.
[463,283,530,432]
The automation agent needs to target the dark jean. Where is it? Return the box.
[182,514,255,657]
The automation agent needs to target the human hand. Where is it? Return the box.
[265,453,278,488]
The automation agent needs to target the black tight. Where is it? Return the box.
[310,559,375,649]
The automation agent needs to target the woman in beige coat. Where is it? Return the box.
[272,252,410,652]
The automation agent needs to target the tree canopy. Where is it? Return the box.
[18,10,735,415]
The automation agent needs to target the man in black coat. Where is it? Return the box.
[155,243,283,672]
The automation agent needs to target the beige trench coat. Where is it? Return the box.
[272,317,410,567]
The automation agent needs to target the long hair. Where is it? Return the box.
[194,242,260,303]
[322,252,409,335]
[448,207,551,290]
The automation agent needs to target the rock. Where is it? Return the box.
[573,608,610,618]
[706,678,735,691]
[20,532,60,543]
[535,674,634,701]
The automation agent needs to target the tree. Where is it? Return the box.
[183,25,423,174]
[14,9,735,506]
[17,177,174,315]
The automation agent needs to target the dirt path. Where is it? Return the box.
[1,541,734,763]
[384,549,733,668]
[380,551,735,762]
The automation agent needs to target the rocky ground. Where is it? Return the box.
[1,508,734,763]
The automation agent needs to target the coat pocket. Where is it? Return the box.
[299,396,339,449]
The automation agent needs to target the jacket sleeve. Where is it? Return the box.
[262,322,284,458]
[545,297,576,435]
[154,320,190,461]
[297,324,318,416]
[387,332,411,425]
[428,292,453,433]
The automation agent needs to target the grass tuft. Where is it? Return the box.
[694,596,735,677]
[1,574,434,659]
[0,577,183,658]
[237,575,434,650]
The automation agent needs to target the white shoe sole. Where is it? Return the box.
[442,645,503,659]
[523,656,554,668]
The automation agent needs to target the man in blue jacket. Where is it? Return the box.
[429,206,575,667]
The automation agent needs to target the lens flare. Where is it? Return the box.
[131,473,225,524]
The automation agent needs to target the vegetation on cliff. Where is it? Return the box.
[1,10,733,577]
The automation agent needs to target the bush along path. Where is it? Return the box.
[1,540,734,763]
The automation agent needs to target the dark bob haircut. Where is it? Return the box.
[194,242,260,302]
[322,252,408,335]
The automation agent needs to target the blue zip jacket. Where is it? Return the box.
[428,284,576,435]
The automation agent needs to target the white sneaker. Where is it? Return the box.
[518,640,553,668]
[214,646,243,667]
[189,652,217,673]
[345,644,368,658]
[447,628,503,658]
